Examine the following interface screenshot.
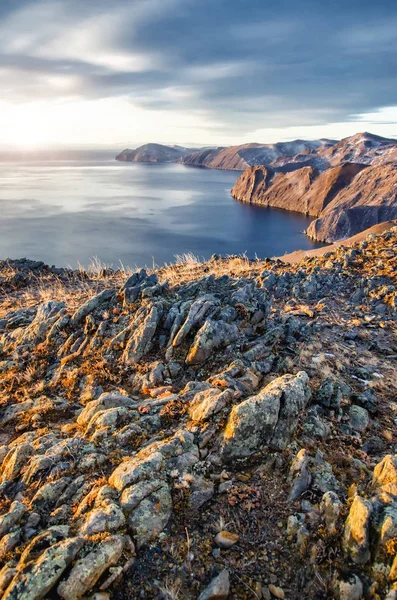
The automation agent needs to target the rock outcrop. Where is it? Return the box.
[0,226,397,597]
[233,161,397,242]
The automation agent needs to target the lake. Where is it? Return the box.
[0,157,325,269]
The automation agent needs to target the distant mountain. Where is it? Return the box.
[116,133,397,172]
[116,143,196,163]
[115,139,337,171]
[319,132,397,167]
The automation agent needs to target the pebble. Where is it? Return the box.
[215,531,239,549]
[268,585,285,599]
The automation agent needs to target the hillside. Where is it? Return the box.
[0,225,397,599]
[116,144,196,163]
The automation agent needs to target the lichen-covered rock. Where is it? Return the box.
[127,483,172,548]
[188,388,235,422]
[70,289,114,326]
[320,491,343,536]
[109,452,164,492]
[221,372,310,462]
[0,501,27,538]
[186,319,238,365]
[57,536,124,600]
[343,496,372,564]
[123,302,163,363]
[2,536,84,600]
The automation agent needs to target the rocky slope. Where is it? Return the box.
[232,162,397,242]
[0,226,397,599]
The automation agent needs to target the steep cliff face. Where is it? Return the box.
[306,163,397,241]
[232,162,397,242]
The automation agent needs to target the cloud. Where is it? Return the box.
[0,0,397,143]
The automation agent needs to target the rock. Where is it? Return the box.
[198,569,230,600]
[172,296,218,348]
[123,303,163,363]
[320,491,343,535]
[186,319,238,365]
[214,531,239,549]
[0,502,27,538]
[288,449,312,501]
[1,444,34,483]
[338,575,363,600]
[70,289,114,326]
[57,536,124,600]
[2,536,84,600]
[348,405,369,433]
[372,455,397,494]
[221,372,311,462]
[343,495,372,564]
[120,480,164,512]
[109,452,164,492]
[80,501,126,535]
[316,377,342,409]
[127,483,172,548]
[188,477,214,510]
[188,388,235,422]
[268,584,285,599]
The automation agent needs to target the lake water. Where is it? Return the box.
[0,157,325,269]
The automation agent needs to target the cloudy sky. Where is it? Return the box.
[1,0,397,148]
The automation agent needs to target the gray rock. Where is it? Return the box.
[320,491,343,535]
[2,536,84,600]
[80,500,126,536]
[186,319,238,365]
[0,502,27,538]
[109,452,164,492]
[338,575,363,600]
[123,303,163,363]
[198,570,230,600]
[348,405,369,433]
[172,296,219,347]
[188,388,235,422]
[70,289,114,326]
[127,483,172,548]
[221,372,311,462]
[57,535,124,600]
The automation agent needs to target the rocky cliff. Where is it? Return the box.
[0,225,397,599]
[232,162,397,242]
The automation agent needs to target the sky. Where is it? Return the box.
[1,0,397,149]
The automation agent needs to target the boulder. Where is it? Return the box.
[221,372,310,462]
[2,536,84,600]
[57,536,124,600]
[186,319,238,365]
[127,483,172,548]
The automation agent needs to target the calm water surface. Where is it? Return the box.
[0,158,324,268]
